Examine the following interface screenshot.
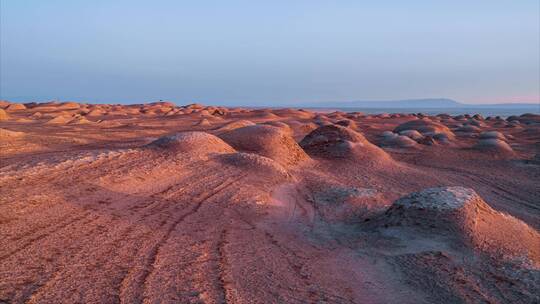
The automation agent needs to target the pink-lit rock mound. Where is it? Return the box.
[473,138,514,154]
[215,120,255,133]
[394,118,455,141]
[0,128,25,140]
[215,152,291,181]
[219,125,309,166]
[5,103,26,111]
[383,186,540,266]
[0,109,9,121]
[380,132,418,148]
[148,131,235,155]
[300,124,392,163]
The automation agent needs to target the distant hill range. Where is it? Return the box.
[300,98,539,109]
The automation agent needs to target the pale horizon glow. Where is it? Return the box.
[1,1,539,106]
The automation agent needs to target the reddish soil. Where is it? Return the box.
[1,101,539,303]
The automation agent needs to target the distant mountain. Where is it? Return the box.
[467,103,540,109]
[299,98,538,109]
[303,98,460,108]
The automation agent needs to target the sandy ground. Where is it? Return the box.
[1,101,539,303]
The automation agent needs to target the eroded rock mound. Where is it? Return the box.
[473,138,514,154]
[300,125,392,162]
[148,131,235,156]
[195,118,211,127]
[394,118,455,140]
[398,130,424,141]
[380,132,418,148]
[263,121,293,135]
[45,115,73,125]
[382,187,540,266]
[215,120,256,133]
[5,103,26,111]
[456,125,481,133]
[0,109,9,121]
[0,128,25,140]
[308,184,385,222]
[516,113,540,125]
[219,125,308,166]
[335,119,358,129]
[272,108,314,119]
[479,131,506,140]
[58,102,81,110]
[215,152,290,180]
[69,116,93,125]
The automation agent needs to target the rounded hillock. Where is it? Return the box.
[0,109,9,121]
[215,152,290,180]
[394,118,455,140]
[219,125,308,166]
[148,132,235,156]
[381,187,540,266]
[300,125,392,162]
[473,138,514,154]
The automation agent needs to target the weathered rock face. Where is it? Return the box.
[380,187,540,266]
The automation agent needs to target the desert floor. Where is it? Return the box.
[1,101,539,304]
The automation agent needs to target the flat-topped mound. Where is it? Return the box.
[148,131,235,155]
[383,187,540,266]
[300,125,392,162]
[219,125,308,166]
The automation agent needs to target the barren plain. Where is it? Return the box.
[1,101,539,303]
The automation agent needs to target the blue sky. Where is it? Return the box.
[1,1,539,105]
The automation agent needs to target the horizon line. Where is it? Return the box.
[1,96,539,106]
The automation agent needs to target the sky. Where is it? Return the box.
[1,0,539,106]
